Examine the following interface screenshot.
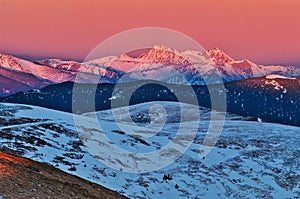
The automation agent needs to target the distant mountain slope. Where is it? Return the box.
[2,75,300,126]
[0,151,127,199]
[35,58,124,79]
[207,47,298,81]
[0,53,79,83]
[0,66,52,88]
[224,75,300,125]
[0,53,123,85]
[0,66,53,96]
[0,74,32,97]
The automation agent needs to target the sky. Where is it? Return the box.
[0,0,299,66]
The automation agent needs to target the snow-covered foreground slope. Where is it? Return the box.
[83,101,250,123]
[0,102,299,198]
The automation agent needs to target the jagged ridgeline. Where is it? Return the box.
[1,46,300,97]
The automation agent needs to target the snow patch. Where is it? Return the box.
[266,74,296,80]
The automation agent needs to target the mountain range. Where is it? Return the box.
[1,45,299,96]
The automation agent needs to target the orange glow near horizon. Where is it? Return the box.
[0,0,299,66]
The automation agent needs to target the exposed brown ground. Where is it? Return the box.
[0,151,128,199]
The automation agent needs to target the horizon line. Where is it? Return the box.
[1,50,299,68]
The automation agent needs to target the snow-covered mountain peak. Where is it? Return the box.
[136,46,190,65]
[229,59,256,69]
[152,44,178,52]
[0,52,12,59]
[119,54,135,61]
[36,58,79,67]
[0,53,24,71]
[84,55,118,67]
[207,47,234,65]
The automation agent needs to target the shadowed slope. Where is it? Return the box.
[0,151,128,199]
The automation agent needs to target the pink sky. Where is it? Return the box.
[0,0,299,66]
